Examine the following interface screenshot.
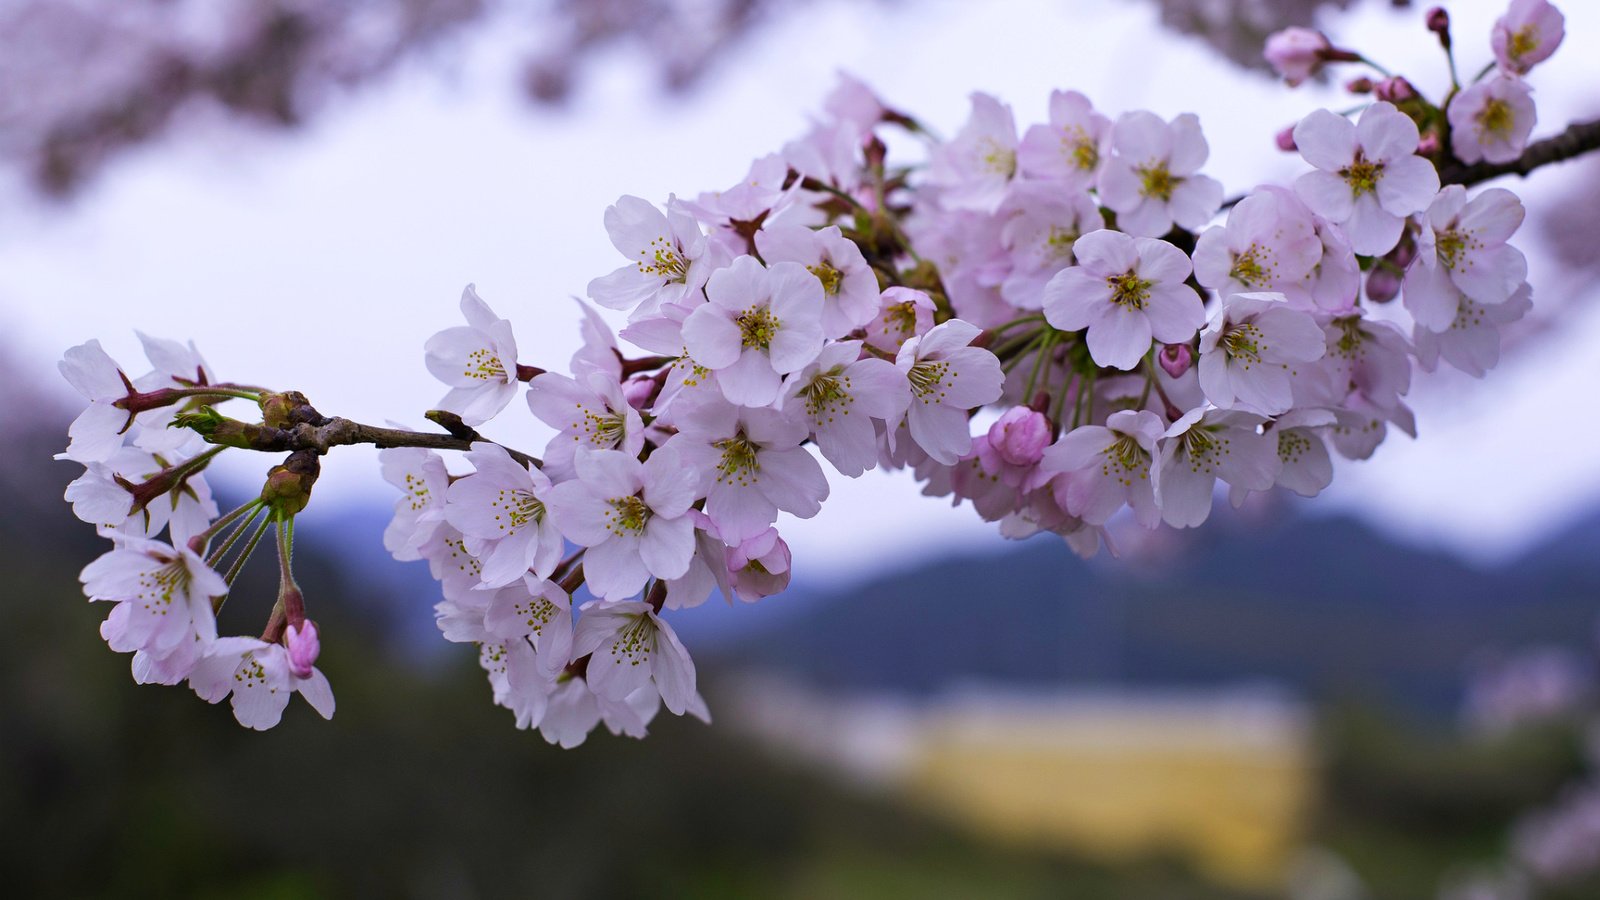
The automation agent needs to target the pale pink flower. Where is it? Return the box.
[755,224,879,338]
[1414,282,1532,377]
[1404,186,1527,332]
[526,370,646,479]
[726,527,792,603]
[1017,90,1110,189]
[1192,190,1322,296]
[380,448,449,562]
[1042,230,1206,370]
[822,71,887,133]
[424,285,521,426]
[483,576,573,677]
[1198,293,1327,415]
[1097,111,1223,238]
[478,637,553,730]
[780,340,909,477]
[545,446,700,601]
[1227,408,1339,506]
[1492,0,1565,75]
[59,339,135,463]
[681,256,825,407]
[285,621,320,679]
[926,92,1018,212]
[572,599,698,715]
[864,287,937,354]
[1264,27,1333,86]
[189,637,335,730]
[444,442,563,587]
[1448,76,1537,166]
[667,397,828,543]
[1039,409,1165,527]
[81,536,223,661]
[587,195,715,315]
[997,182,1103,308]
[1154,408,1279,528]
[895,320,1005,465]
[1293,102,1440,256]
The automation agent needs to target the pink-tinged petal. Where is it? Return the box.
[544,481,612,546]
[937,347,1005,409]
[1168,175,1223,231]
[705,483,777,545]
[1374,155,1439,216]
[1453,244,1527,305]
[716,350,783,407]
[1086,304,1154,370]
[1135,237,1193,285]
[766,261,827,321]
[648,615,698,716]
[1095,160,1142,211]
[1112,111,1173,161]
[1167,113,1209,175]
[1041,268,1110,331]
[1156,452,1216,528]
[64,403,129,463]
[575,447,643,498]
[1143,284,1206,343]
[297,669,336,719]
[1070,229,1138,276]
[1294,109,1357,170]
[642,446,700,517]
[1356,102,1419,163]
[588,265,661,311]
[915,319,985,358]
[755,224,821,265]
[1231,364,1294,415]
[844,357,912,421]
[639,515,695,580]
[60,340,126,400]
[1294,170,1354,222]
[604,195,671,255]
[1459,188,1525,244]
[680,305,742,369]
[584,537,651,600]
[907,404,974,465]
[1214,428,1281,490]
[525,372,593,429]
[1198,353,1235,408]
[814,412,879,477]
[1343,195,1403,256]
[755,446,829,517]
[767,321,824,375]
[1041,426,1113,473]
[704,255,768,312]
[1255,307,1328,362]
[1117,200,1173,239]
[1403,260,1462,333]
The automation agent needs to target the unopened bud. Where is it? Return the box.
[1159,343,1194,379]
[1373,76,1417,103]
[285,620,320,679]
[1345,76,1374,94]
[1417,133,1440,155]
[259,450,320,516]
[1366,267,1402,303]
[1276,126,1298,153]
[987,407,1051,467]
[1426,7,1451,48]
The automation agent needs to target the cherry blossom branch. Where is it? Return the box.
[1441,117,1600,185]
[191,409,541,468]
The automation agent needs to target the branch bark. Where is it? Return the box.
[1439,117,1600,186]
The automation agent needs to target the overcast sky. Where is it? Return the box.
[4,0,1598,581]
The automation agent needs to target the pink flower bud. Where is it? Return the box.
[1426,7,1451,47]
[727,529,791,603]
[1416,133,1440,156]
[1264,27,1332,87]
[987,407,1051,467]
[285,621,320,679]
[1158,343,1194,378]
[1373,76,1417,103]
[1275,126,1298,152]
[622,374,656,410]
[1365,267,1402,303]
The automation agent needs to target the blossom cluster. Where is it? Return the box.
[60,0,1567,740]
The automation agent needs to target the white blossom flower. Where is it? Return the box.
[545,446,700,601]
[424,285,521,426]
[81,536,224,661]
[681,256,826,407]
[380,448,450,562]
[1292,102,1439,256]
[668,397,828,543]
[1154,408,1279,528]
[1492,0,1565,75]
[895,320,1005,465]
[926,92,1019,212]
[189,637,336,731]
[1039,409,1165,527]
[526,370,646,480]
[1097,110,1223,238]
[1198,292,1327,415]
[1404,186,1527,333]
[444,443,563,588]
[756,224,880,339]
[1043,230,1206,370]
[1449,75,1537,166]
[1192,190,1322,296]
[1017,90,1110,189]
[571,599,697,715]
[780,340,909,477]
[587,194,715,315]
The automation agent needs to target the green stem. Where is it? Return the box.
[205,506,264,569]
[223,514,274,587]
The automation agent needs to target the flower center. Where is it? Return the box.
[807,262,843,296]
[1278,428,1311,464]
[515,596,559,634]
[979,138,1016,177]
[463,347,506,382]
[638,236,687,283]
[604,494,650,536]
[1220,322,1266,366]
[578,406,627,448]
[137,560,191,612]
[1509,25,1540,62]
[712,433,761,486]
[801,369,852,420]
[1099,434,1149,487]
[1065,127,1099,172]
[1045,226,1080,264]
[907,359,952,403]
[1476,98,1514,138]
[737,305,781,350]
[608,615,655,667]
[1229,245,1272,287]
[1340,154,1384,197]
[492,488,545,533]
[1136,163,1176,201]
[1107,271,1153,310]
[885,302,919,337]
